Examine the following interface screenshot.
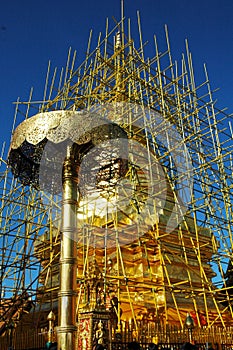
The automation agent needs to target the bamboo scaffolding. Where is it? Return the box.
[0,11,233,348]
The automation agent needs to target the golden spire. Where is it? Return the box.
[114,1,126,102]
[121,0,124,46]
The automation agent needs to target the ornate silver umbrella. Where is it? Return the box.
[8,109,128,350]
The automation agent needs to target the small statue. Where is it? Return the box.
[95,320,105,345]
[96,286,105,307]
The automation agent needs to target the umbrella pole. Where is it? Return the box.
[57,146,79,350]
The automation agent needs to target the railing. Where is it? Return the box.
[0,329,45,350]
[111,342,184,350]
[0,327,233,350]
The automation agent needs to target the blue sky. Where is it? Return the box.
[0,0,233,150]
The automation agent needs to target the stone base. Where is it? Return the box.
[77,310,110,350]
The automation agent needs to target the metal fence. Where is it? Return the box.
[0,327,233,350]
